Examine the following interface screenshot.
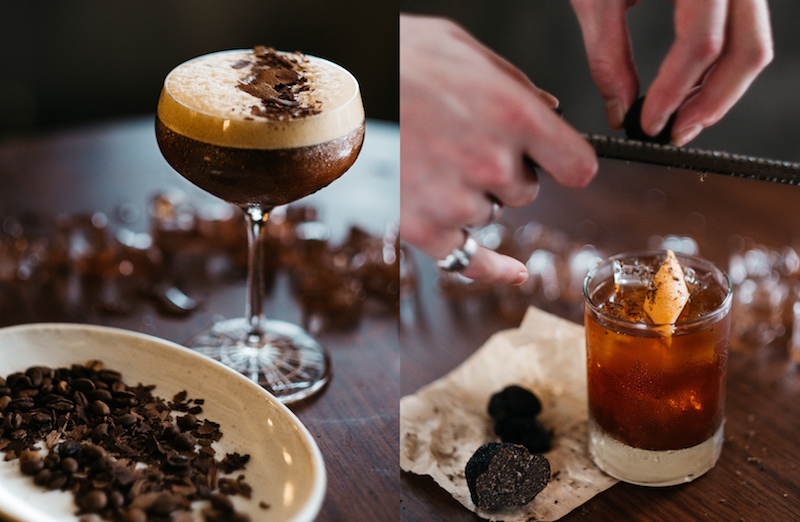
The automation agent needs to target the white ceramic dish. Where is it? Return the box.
[0,323,326,522]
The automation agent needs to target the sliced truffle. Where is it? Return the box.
[487,385,542,422]
[465,442,550,511]
[623,96,676,145]
[495,416,551,454]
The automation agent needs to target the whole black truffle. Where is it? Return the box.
[488,385,542,422]
[495,416,551,454]
[465,442,550,511]
[623,96,676,145]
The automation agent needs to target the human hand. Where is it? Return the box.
[400,15,597,285]
[570,0,773,146]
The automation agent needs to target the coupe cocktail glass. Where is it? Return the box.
[156,47,364,403]
[583,251,732,486]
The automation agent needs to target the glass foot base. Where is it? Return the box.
[185,318,331,404]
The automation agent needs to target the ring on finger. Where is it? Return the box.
[436,228,478,272]
[473,195,504,229]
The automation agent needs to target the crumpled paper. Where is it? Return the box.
[400,306,618,521]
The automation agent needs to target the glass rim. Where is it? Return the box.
[583,250,733,331]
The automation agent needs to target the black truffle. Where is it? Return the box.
[495,416,551,454]
[623,96,676,145]
[465,442,550,511]
[488,385,542,422]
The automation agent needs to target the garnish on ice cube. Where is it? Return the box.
[643,250,689,325]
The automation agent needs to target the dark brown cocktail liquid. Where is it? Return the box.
[155,118,364,208]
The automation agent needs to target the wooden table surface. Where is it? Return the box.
[0,117,400,521]
[401,159,800,521]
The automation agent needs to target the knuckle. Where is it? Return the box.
[746,38,774,70]
[691,33,725,63]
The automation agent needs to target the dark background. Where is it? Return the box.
[0,1,398,139]
[400,0,800,162]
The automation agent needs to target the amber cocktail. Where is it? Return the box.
[583,251,732,486]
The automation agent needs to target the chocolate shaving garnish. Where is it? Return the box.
[235,46,320,121]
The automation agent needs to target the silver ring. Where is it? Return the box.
[473,196,504,228]
[436,229,478,272]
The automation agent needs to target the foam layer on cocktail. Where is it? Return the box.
[157,48,364,150]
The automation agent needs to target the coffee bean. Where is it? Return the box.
[97,369,122,383]
[4,412,21,430]
[91,422,109,442]
[60,457,79,475]
[107,490,124,509]
[19,450,41,463]
[0,387,10,396]
[177,413,197,431]
[58,440,82,458]
[173,432,196,450]
[34,468,52,486]
[117,413,138,428]
[161,424,180,441]
[0,396,11,410]
[25,367,43,388]
[9,396,34,411]
[82,444,105,461]
[91,400,111,417]
[91,389,112,403]
[30,412,52,431]
[210,493,234,513]
[20,457,44,475]
[122,508,147,522]
[71,377,96,393]
[7,373,32,391]
[44,452,60,469]
[79,490,107,513]
[149,492,177,515]
[46,471,68,490]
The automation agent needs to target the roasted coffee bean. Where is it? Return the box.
[10,428,26,439]
[25,367,43,388]
[122,508,147,522]
[117,413,138,428]
[9,396,34,411]
[17,388,38,398]
[60,457,79,474]
[82,443,105,461]
[71,377,96,393]
[79,490,107,513]
[58,440,82,458]
[210,492,234,513]
[4,412,21,430]
[97,369,122,383]
[72,390,88,406]
[19,451,44,474]
[91,422,109,442]
[90,455,111,472]
[91,400,111,417]
[85,359,104,373]
[113,391,137,407]
[44,452,60,469]
[0,387,10,396]
[46,470,68,490]
[49,399,74,413]
[177,413,197,431]
[30,412,52,431]
[56,380,69,394]
[7,373,32,390]
[149,492,177,515]
[0,396,10,410]
[39,383,53,394]
[33,468,52,486]
[173,432,196,450]
[161,424,180,440]
[111,381,126,393]
[107,490,125,510]
[91,389,112,403]
[166,453,191,471]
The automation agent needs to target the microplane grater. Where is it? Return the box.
[583,133,800,186]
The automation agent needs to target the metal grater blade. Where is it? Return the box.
[583,133,800,185]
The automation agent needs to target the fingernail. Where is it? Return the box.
[511,270,529,286]
[645,114,669,138]
[606,98,627,130]
[673,124,702,147]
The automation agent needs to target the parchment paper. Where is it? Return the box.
[400,306,618,521]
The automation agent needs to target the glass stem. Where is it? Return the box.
[244,206,272,336]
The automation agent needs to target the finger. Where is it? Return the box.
[570,0,640,129]
[641,0,729,137]
[475,156,540,209]
[670,0,773,146]
[519,106,598,189]
[460,246,529,286]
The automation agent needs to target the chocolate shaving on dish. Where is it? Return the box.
[0,361,253,522]
[236,46,320,120]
